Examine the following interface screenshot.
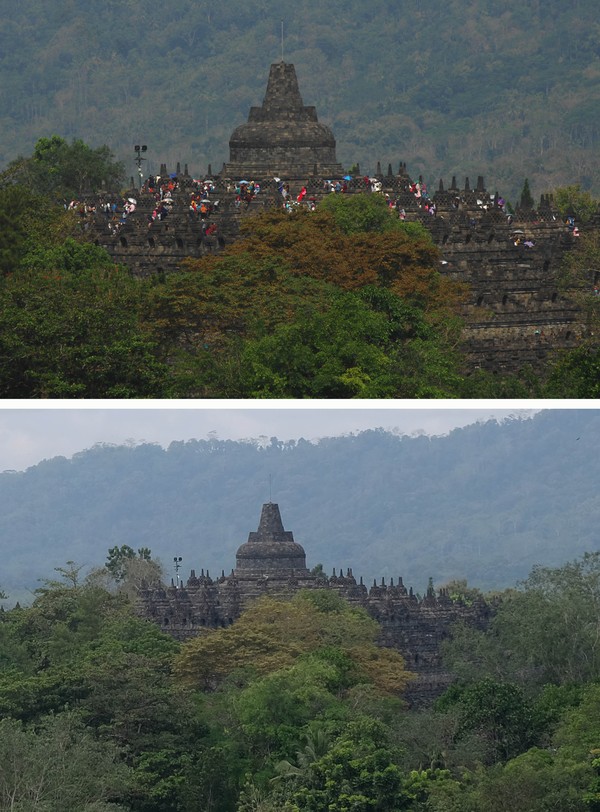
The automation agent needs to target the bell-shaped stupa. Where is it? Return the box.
[223,62,345,178]
[235,502,311,576]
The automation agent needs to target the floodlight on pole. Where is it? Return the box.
[173,555,183,587]
[134,144,148,189]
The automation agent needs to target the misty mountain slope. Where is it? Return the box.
[1,0,599,200]
[1,410,598,602]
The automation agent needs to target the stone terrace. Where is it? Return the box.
[84,60,590,376]
[87,170,584,375]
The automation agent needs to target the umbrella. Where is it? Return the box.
[128,198,137,204]
[343,175,352,180]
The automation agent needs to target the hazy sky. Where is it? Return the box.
[0,403,549,472]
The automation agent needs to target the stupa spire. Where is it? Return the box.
[254,501,287,541]
[260,63,305,114]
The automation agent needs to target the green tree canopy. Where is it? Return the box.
[106,545,153,582]
[318,191,428,237]
[444,552,600,688]
[235,286,464,398]
[0,247,170,398]
[435,678,537,763]
[1,136,125,200]
[552,184,598,223]
[0,713,131,812]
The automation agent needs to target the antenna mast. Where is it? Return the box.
[281,20,284,62]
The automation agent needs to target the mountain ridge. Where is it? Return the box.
[2,0,600,201]
[2,410,598,603]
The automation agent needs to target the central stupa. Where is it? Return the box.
[223,62,345,178]
[235,502,311,577]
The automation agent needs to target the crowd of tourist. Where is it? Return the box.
[59,165,585,256]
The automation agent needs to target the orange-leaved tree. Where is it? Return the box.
[174,591,412,697]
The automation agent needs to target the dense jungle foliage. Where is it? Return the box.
[1,0,600,202]
[1,142,599,399]
[1,552,600,811]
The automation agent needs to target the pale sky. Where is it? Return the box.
[0,402,555,472]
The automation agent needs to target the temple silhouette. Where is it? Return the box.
[136,502,490,704]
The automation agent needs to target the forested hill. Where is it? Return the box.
[1,409,599,602]
[1,0,599,202]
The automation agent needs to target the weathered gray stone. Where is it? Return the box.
[223,62,344,179]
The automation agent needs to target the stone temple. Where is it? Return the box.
[93,60,591,376]
[136,502,490,704]
[234,501,316,589]
[223,61,345,179]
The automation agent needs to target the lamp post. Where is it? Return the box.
[134,144,147,189]
[173,556,182,587]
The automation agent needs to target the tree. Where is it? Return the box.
[226,207,458,313]
[444,553,600,688]
[146,243,466,398]
[273,718,409,812]
[236,287,465,398]
[545,343,600,398]
[177,744,240,812]
[0,713,131,811]
[0,251,170,397]
[236,290,402,398]
[441,579,485,606]
[174,592,411,696]
[175,592,411,810]
[228,658,344,760]
[552,184,598,224]
[435,678,537,763]
[146,201,469,398]
[463,747,590,812]
[106,545,153,582]
[0,569,210,811]
[0,186,41,275]
[318,191,428,236]
[0,181,93,277]
[519,178,534,209]
[1,136,125,199]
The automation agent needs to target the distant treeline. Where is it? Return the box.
[1,0,600,200]
[2,409,600,602]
